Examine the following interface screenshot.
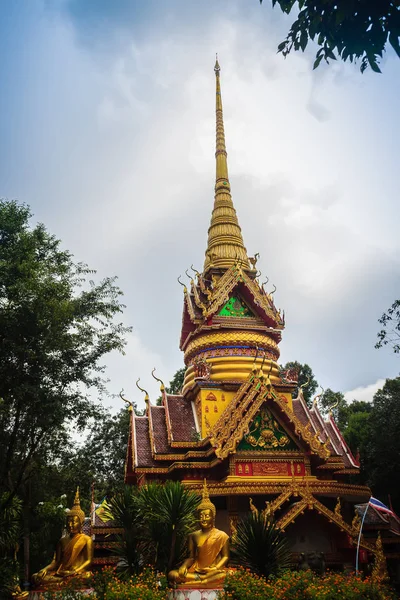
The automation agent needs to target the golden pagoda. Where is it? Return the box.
[125,60,374,567]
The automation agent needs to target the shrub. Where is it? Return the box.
[220,568,398,600]
[89,566,116,600]
[231,512,291,578]
[222,569,275,600]
[104,567,166,600]
[106,481,200,575]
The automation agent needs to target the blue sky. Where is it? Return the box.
[1,0,399,410]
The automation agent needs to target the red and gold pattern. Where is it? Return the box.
[235,461,306,477]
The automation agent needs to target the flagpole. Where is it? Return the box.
[356,497,371,574]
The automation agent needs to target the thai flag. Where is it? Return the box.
[369,496,394,515]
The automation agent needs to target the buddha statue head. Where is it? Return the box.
[197,480,216,530]
[66,487,85,534]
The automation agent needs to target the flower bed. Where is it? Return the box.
[220,568,398,600]
[39,567,397,600]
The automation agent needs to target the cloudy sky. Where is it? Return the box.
[1,0,399,412]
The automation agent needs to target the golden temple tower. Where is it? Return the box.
[125,60,371,570]
[180,59,288,435]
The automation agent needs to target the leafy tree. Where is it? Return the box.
[167,367,186,395]
[282,361,318,406]
[0,200,130,507]
[80,407,133,495]
[376,299,400,353]
[29,495,68,577]
[363,377,400,510]
[319,389,347,428]
[344,409,371,459]
[0,494,23,597]
[261,0,400,73]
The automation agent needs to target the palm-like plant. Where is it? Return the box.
[104,486,147,576]
[231,512,291,579]
[136,481,200,573]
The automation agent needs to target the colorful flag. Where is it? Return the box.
[369,496,394,515]
[95,499,112,523]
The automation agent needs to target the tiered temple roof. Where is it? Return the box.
[124,59,377,567]
[126,380,360,481]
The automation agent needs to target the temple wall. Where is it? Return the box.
[285,513,337,554]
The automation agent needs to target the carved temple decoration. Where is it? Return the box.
[123,57,378,573]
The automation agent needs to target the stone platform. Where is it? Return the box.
[28,590,93,599]
[167,589,222,600]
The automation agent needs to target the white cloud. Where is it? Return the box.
[2,2,400,406]
[344,379,386,404]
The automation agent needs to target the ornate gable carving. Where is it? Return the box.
[208,372,330,461]
[238,405,298,452]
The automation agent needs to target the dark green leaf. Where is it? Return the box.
[389,31,400,58]
[313,54,324,69]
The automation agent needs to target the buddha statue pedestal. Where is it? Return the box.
[28,590,93,600]
[167,589,221,600]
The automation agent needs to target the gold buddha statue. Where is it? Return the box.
[168,480,230,588]
[32,488,93,589]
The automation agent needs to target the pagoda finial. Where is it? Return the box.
[203,58,250,274]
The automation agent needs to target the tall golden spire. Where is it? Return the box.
[203,57,250,274]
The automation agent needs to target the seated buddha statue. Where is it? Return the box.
[32,488,93,589]
[168,480,230,588]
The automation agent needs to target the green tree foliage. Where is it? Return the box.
[29,495,68,577]
[376,299,400,353]
[0,494,23,597]
[80,407,132,495]
[156,367,186,405]
[282,361,318,406]
[0,200,130,507]
[231,512,291,579]
[167,367,186,395]
[363,377,400,510]
[319,388,347,428]
[344,409,371,459]
[261,0,400,73]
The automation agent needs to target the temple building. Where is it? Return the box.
[124,59,379,568]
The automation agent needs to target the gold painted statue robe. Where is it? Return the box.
[56,533,89,573]
[187,527,229,581]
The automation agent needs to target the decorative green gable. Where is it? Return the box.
[238,406,298,451]
[219,296,255,318]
